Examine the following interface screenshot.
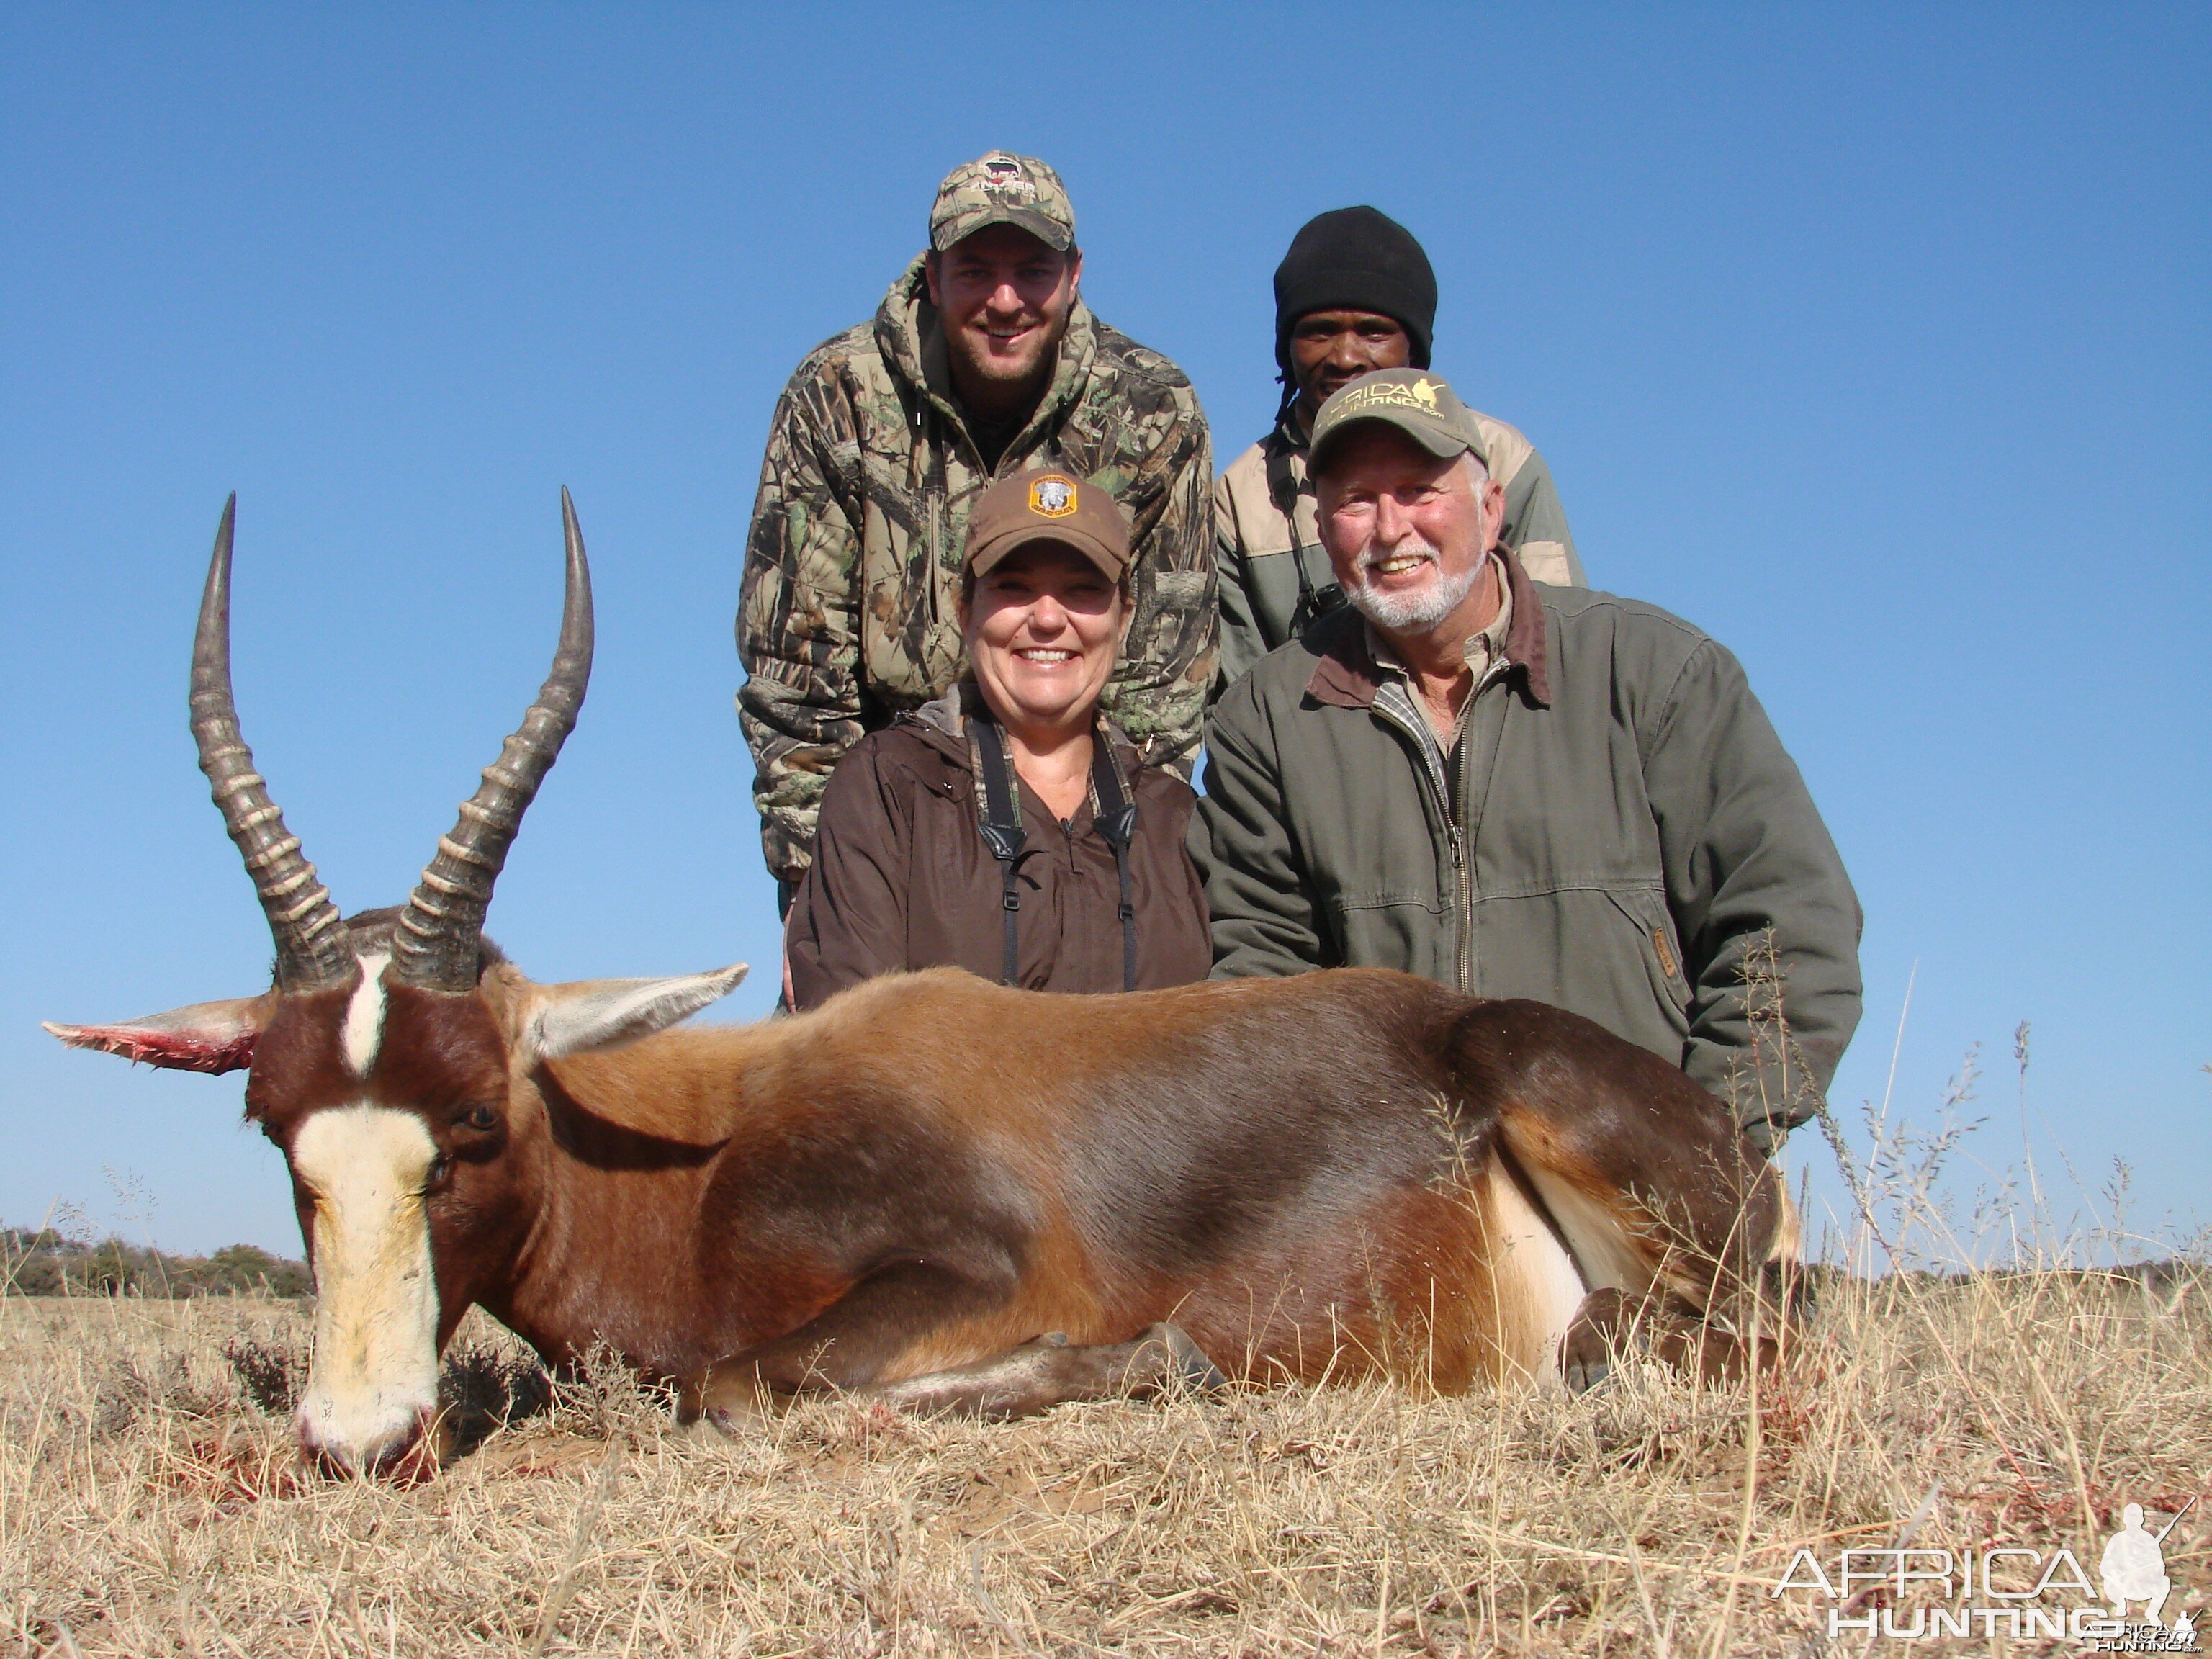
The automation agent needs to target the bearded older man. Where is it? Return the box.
[1192,369,1862,1151]
[739,152,1214,896]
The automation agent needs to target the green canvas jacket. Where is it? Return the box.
[1192,551,1862,1148]
[739,256,1216,886]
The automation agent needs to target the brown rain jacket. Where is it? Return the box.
[786,686,1211,1010]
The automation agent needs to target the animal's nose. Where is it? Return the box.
[295,1403,438,1480]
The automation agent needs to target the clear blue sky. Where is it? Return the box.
[4,6,2205,1259]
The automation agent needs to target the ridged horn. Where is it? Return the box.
[390,489,593,992]
[191,495,357,992]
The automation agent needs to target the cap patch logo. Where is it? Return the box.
[981,157,1036,202]
[1336,375,1443,418]
[1028,477,1076,518]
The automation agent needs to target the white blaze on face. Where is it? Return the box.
[290,1103,441,1467]
[341,952,390,1078]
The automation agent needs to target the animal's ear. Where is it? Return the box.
[43,994,276,1075]
[521,966,749,1063]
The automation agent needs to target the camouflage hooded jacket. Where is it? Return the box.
[738,256,1216,886]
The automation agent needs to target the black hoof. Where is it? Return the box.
[1148,1322,1229,1392]
[1565,1356,1614,1395]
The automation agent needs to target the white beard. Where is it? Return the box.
[1345,538,1485,633]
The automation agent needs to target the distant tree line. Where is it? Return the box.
[2,1226,312,1298]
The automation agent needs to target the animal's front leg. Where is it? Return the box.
[862,1325,1226,1420]
[683,1261,1007,1430]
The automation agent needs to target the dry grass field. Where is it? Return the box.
[3,1241,2206,1657]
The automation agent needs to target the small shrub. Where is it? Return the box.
[89,1351,228,1439]
[441,1342,553,1453]
[223,1334,311,1416]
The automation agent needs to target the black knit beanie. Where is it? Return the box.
[1273,206,1437,376]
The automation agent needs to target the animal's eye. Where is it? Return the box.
[459,1103,501,1133]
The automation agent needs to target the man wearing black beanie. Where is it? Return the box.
[1213,206,1584,691]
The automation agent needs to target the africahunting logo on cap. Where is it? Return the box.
[1337,374,1443,416]
[1308,367,1492,473]
[1028,475,1078,518]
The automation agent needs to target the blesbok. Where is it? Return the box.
[47,496,1795,1476]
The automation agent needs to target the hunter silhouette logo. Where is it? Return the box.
[1028,476,1076,518]
[2103,1503,2196,1637]
[1771,1495,2200,1647]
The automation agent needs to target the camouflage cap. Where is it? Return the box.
[1308,368,1492,477]
[930,152,1076,253]
[964,469,1129,582]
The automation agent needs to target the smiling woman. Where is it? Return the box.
[784,469,1210,1008]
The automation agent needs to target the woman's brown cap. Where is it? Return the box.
[964,470,1130,581]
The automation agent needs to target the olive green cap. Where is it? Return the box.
[929,151,1076,253]
[964,469,1129,581]
[1308,368,1491,477]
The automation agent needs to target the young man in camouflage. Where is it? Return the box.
[739,152,1215,894]
[1214,207,1584,691]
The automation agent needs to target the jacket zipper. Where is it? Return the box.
[925,490,943,626]
[1367,693,1467,992]
[1453,656,1511,995]
[1370,657,1512,996]
[1449,719,1475,994]
[1448,824,1470,992]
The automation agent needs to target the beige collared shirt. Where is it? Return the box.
[1365,552,1514,753]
